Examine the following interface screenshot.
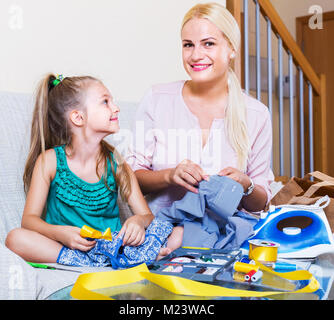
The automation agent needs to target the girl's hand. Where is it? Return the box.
[55,225,96,251]
[167,159,209,193]
[218,167,251,193]
[117,215,146,247]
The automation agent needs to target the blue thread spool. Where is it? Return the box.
[273,262,297,272]
[240,257,256,265]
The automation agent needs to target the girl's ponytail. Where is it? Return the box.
[23,73,55,193]
[24,73,132,202]
[24,73,94,193]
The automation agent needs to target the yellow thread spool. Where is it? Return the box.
[248,239,279,263]
[233,261,259,273]
[233,272,246,282]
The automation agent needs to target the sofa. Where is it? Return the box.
[0,90,137,299]
[0,89,286,300]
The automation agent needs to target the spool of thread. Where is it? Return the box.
[248,239,279,263]
[269,262,297,272]
[233,272,246,282]
[251,270,263,282]
[240,257,256,265]
[233,261,259,274]
[244,269,257,281]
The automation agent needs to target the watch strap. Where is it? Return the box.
[243,177,254,196]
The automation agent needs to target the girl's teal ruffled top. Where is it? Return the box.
[45,145,122,233]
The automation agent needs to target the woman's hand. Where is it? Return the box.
[167,159,209,193]
[219,167,268,212]
[218,166,251,193]
[117,215,146,247]
[55,225,96,251]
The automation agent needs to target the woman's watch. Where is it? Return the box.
[243,177,254,196]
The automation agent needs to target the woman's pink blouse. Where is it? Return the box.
[125,81,275,214]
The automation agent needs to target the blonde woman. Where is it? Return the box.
[127,3,274,220]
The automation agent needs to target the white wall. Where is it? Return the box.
[0,0,226,102]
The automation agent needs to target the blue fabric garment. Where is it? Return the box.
[156,175,259,250]
[57,218,173,269]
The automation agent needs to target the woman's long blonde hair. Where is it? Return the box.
[182,2,250,172]
[23,73,132,201]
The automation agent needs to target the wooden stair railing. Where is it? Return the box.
[226,0,328,183]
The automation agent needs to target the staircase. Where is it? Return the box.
[227,0,327,182]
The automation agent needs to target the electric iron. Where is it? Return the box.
[241,196,334,258]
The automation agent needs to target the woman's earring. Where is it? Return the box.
[230,52,236,59]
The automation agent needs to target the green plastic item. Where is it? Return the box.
[26,262,81,273]
[27,262,55,269]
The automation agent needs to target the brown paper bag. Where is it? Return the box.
[271,171,334,231]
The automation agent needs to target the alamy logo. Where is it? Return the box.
[308,5,323,30]
[8,265,24,299]
[9,265,23,289]
[8,4,24,30]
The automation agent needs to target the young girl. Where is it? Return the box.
[5,73,178,263]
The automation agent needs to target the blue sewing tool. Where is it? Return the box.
[268,261,297,272]
[239,257,256,265]
[241,196,334,259]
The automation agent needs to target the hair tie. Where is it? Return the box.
[52,74,64,87]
